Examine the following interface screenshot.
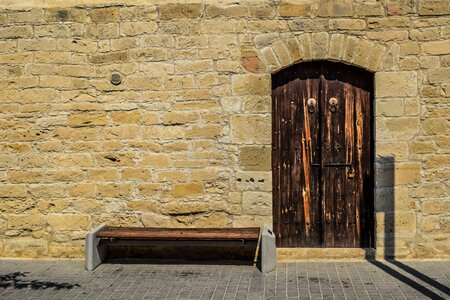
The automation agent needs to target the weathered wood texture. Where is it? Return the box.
[97,227,261,241]
[272,61,374,248]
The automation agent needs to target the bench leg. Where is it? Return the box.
[261,224,276,273]
[85,223,108,271]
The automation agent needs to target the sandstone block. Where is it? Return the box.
[56,39,97,53]
[89,51,129,64]
[421,118,446,135]
[206,5,248,18]
[29,184,65,198]
[231,74,270,95]
[422,200,450,215]
[376,163,421,187]
[159,3,203,19]
[376,98,403,117]
[330,19,366,30]
[230,115,271,144]
[4,238,48,257]
[141,213,171,227]
[272,40,292,66]
[408,141,436,154]
[127,200,158,212]
[95,152,135,167]
[138,183,163,196]
[172,183,204,198]
[427,68,450,84]
[48,214,89,231]
[97,184,132,198]
[375,72,417,97]
[186,125,222,138]
[121,168,151,181]
[164,201,208,214]
[242,191,271,216]
[68,113,108,127]
[120,21,158,36]
[10,171,43,184]
[0,25,33,39]
[236,171,272,192]
[422,40,450,55]
[425,154,450,169]
[239,146,271,171]
[54,128,99,141]
[49,153,94,168]
[67,183,96,197]
[142,154,171,168]
[104,125,138,140]
[278,2,312,16]
[90,7,119,22]
[8,214,46,230]
[195,212,229,227]
[376,142,409,161]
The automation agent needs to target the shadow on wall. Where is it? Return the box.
[0,272,80,290]
[365,156,450,299]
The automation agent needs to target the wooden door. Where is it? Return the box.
[272,61,374,248]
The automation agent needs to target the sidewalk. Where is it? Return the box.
[0,259,449,299]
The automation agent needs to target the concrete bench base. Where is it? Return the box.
[85,224,276,273]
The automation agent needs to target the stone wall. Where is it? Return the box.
[0,0,448,259]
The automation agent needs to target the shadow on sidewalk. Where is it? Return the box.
[0,272,80,290]
[365,156,449,300]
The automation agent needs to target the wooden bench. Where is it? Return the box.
[85,224,276,273]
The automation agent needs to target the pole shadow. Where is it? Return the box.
[365,156,449,299]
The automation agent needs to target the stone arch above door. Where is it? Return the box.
[252,33,391,74]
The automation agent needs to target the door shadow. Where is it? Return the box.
[364,156,449,299]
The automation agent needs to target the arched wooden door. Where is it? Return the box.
[272,61,374,248]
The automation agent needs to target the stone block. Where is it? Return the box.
[186,125,222,138]
[236,171,272,192]
[120,21,157,36]
[159,4,203,19]
[29,184,65,198]
[376,98,403,117]
[376,163,421,187]
[4,238,48,257]
[421,118,446,135]
[427,68,450,84]
[121,168,151,181]
[206,5,248,18]
[408,141,436,154]
[172,183,204,198]
[330,19,366,30]
[230,115,271,144]
[422,40,450,55]
[231,74,270,95]
[195,212,229,227]
[242,191,271,216]
[278,2,312,17]
[90,7,119,22]
[422,200,450,215]
[142,154,171,168]
[239,146,271,171]
[375,72,417,97]
[97,184,132,198]
[48,214,89,231]
[67,183,96,197]
[376,142,409,161]
[8,214,46,230]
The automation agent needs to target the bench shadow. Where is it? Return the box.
[0,272,80,290]
[364,156,448,300]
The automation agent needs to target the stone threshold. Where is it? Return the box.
[277,248,377,261]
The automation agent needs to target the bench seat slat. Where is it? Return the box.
[97,227,260,241]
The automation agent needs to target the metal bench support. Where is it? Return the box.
[85,223,108,271]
